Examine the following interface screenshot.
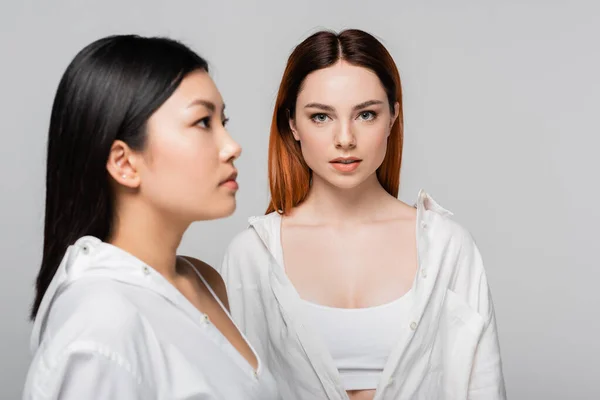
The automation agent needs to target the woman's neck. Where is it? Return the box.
[293,173,396,226]
[108,199,187,281]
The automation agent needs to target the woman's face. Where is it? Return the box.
[133,69,241,222]
[291,61,398,190]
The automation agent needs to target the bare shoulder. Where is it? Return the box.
[180,256,230,310]
[384,196,417,221]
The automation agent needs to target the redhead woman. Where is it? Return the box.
[220,29,506,400]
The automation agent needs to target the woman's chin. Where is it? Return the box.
[323,174,371,191]
[193,199,236,222]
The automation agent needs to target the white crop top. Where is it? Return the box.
[302,291,413,391]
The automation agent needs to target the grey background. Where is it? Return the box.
[1,0,598,399]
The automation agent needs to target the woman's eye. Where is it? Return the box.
[358,111,376,121]
[311,113,329,123]
[196,117,211,129]
[222,117,230,127]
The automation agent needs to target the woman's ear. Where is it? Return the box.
[106,140,141,188]
[391,101,400,128]
[288,109,300,141]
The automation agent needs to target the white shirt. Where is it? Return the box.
[219,190,507,400]
[23,236,280,400]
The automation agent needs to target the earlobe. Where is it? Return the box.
[106,140,141,188]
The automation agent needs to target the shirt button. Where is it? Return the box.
[253,370,259,380]
[410,321,418,330]
[203,314,211,324]
[142,266,150,275]
[421,221,428,229]
[388,377,395,386]
[421,269,428,278]
[81,245,90,255]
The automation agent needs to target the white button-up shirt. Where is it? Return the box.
[23,237,280,400]
[219,190,507,400]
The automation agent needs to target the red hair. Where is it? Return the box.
[266,29,404,215]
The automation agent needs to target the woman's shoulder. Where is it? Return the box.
[180,256,229,310]
[413,190,482,255]
[29,280,158,396]
[216,213,281,281]
[225,212,280,254]
[39,279,151,358]
[416,192,490,289]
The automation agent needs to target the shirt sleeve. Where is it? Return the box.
[458,231,508,400]
[24,341,155,400]
[469,305,506,399]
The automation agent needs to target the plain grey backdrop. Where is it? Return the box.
[1,0,598,398]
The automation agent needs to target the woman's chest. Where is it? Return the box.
[281,224,417,308]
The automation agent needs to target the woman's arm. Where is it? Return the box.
[457,229,507,399]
